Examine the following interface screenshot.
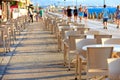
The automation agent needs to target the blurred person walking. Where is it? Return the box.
[35,9,39,22]
[62,7,67,18]
[115,5,120,28]
[73,6,78,22]
[102,4,109,29]
[66,6,72,21]
[29,8,33,23]
[78,5,84,22]
[39,7,44,21]
[83,6,88,26]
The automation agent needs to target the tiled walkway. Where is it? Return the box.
[1,22,75,80]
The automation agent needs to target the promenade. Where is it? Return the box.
[0,21,75,80]
[86,19,120,37]
[0,15,120,80]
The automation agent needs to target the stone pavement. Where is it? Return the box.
[0,17,120,80]
[84,19,120,37]
[1,21,75,80]
[0,27,28,79]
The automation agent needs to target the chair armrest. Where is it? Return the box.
[63,41,69,48]
[76,50,86,61]
[79,54,86,61]
[112,52,120,58]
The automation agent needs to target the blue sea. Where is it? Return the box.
[58,7,116,15]
[88,7,116,15]
[86,7,116,19]
[57,6,116,19]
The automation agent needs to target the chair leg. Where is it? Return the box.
[64,44,67,66]
[3,39,6,53]
[97,75,108,80]
[58,35,60,51]
[68,50,71,71]
[75,54,79,80]
[78,58,82,80]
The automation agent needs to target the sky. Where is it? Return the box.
[31,0,120,7]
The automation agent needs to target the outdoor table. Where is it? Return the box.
[82,44,120,52]
[75,44,120,79]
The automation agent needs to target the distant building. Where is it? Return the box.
[0,0,30,22]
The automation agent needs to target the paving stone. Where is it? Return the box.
[1,22,75,80]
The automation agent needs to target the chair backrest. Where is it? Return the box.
[94,35,112,44]
[86,30,99,35]
[69,34,86,50]
[61,28,71,39]
[107,58,120,80]
[67,21,73,25]
[57,23,69,26]
[56,20,65,26]
[57,21,69,26]
[65,30,79,39]
[87,47,113,69]
[116,52,120,58]
[75,39,97,57]
[0,22,7,25]
[73,23,85,27]
[102,38,120,45]
[75,39,97,50]
[75,27,90,34]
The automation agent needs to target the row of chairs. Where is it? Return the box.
[63,31,112,70]
[77,46,120,80]
[43,12,120,80]
[0,15,30,53]
[75,39,120,80]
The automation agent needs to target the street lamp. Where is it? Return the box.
[57,1,60,7]
[76,0,77,8]
[104,0,105,5]
[64,0,66,7]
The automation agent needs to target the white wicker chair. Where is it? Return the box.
[77,47,113,80]
[102,38,120,58]
[75,39,97,80]
[63,30,86,69]
[94,35,112,44]
[107,58,120,80]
